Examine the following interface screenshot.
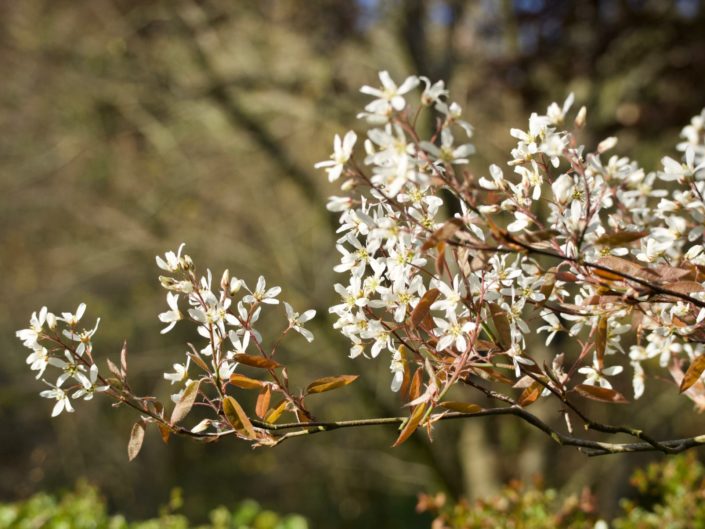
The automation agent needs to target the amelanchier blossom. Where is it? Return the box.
[15,71,705,454]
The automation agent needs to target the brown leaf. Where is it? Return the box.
[170,379,201,425]
[234,354,281,370]
[158,423,171,444]
[229,373,265,390]
[306,375,359,394]
[439,402,483,414]
[489,303,511,350]
[654,266,694,282]
[680,355,705,393]
[517,381,542,407]
[574,384,628,403]
[596,256,661,282]
[407,368,423,404]
[421,219,464,252]
[393,403,428,447]
[127,421,145,461]
[222,396,256,438]
[410,289,440,328]
[667,281,705,295]
[594,230,648,247]
[255,386,271,419]
[595,316,607,369]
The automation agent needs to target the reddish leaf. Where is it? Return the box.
[407,368,423,404]
[680,355,705,393]
[574,384,628,403]
[594,230,648,246]
[421,219,464,251]
[393,403,428,447]
[158,423,171,444]
[127,421,145,461]
[234,354,281,370]
[596,256,661,282]
[255,386,271,419]
[170,379,201,425]
[517,381,542,407]
[306,375,359,395]
[222,396,256,438]
[410,289,440,328]
[595,316,607,370]
[667,281,705,295]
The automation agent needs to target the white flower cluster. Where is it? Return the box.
[16,304,107,416]
[156,244,315,425]
[318,70,705,402]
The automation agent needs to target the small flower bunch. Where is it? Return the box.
[17,304,107,416]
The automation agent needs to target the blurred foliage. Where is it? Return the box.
[421,453,705,528]
[0,482,308,529]
[2,1,705,528]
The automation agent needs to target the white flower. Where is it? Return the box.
[536,312,562,345]
[284,303,316,342]
[156,243,187,272]
[164,357,191,385]
[389,349,405,392]
[60,303,86,327]
[17,307,49,349]
[360,71,419,115]
[243,276,281,305]
[315,131,357,182]
[158,292,182,334]
[26,346,50,379]
[40,385,74,417]
[578,359,623,389]
[434,313,476,352]
[72,364,109,400]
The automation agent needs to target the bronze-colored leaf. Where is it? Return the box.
[234,354,281,370]
[229,373,265,390]
[255,386,271,419]
[574,384,628,403]
[489,303,511,351]
[595,316,607,369]
[393,403,428,447]
[407,368,422,404]
[654,266,694,282]
[680,355,705,393]
[594,230,648,246]
[410,289,440,328]
[127,421,145,461]
[667,281,705,295]
[517,381,542,407]
[222,396,256,438]
[596,256,661,282]
[170,379,201,425]
[306,375,359,395]
[439,401,482,414]
[120,340,128,376]
[158,423,171,444]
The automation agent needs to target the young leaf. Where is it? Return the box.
[421,218,463,251]
[393,403,428,447]
[222,396,256,439]
[574,384,628,403]
[229,373,265,390]
[594,230,648,246]
[234,354,281,370]
[680,355,705,393]
[170,379,201,425]
[596,256,661,282]
[306,375,359,395]
[439,402,483,414]
[595,316,607,369]
[120,340,128,377]
[517,381,542,407]
[255,385,271,419]
[158,423,171,444]
[410,289,440,328]
[127,421,145,461]
[489,303,511,350]
[264,399,288,424]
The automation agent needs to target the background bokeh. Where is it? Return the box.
[2,1,705,527]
